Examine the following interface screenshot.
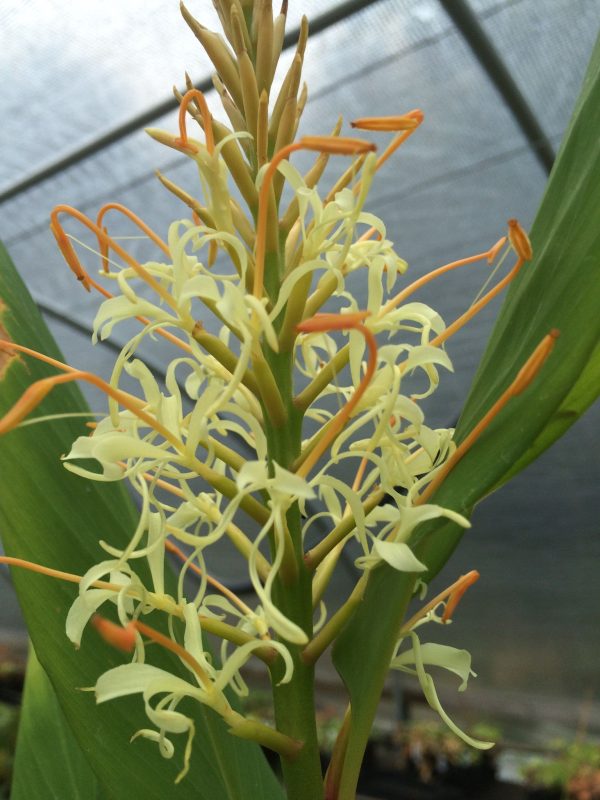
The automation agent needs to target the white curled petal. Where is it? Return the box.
[66,589,115,646]
[392,642,475,690]
[407,633,494,750]
[371,540,427,572]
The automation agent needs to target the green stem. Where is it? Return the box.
[302,574,368,665]
[293,344,350,413]
[264,346,324,800]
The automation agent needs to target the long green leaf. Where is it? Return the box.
[11,648,107,800]
[332,31,600,798]
[0,242,283,800]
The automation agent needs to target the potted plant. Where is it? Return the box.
[523,742,600,800]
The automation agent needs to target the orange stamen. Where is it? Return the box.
[0,555,121,591]
[487,235,508,264]
[299,136,376,156]
[133,619,211,686]
[0,340,77,374]
[92,615,137,652]
[254,137,376,299]
[426,257,525,351]
[349,110,423,200]
[164,539,255,619]
[417,330,559,505]
[295,312,377,477]
[508,218,533,261]
[401,570,480,632]
[358,226,382,243]
[176,89,215,154]
[441,570,480,622]
[96,203,170,273]
[351,113,421,132]
[50,205,178,312]
[0,368,180,448]
[49,220,91,291]
[383,237,508,316]
[372,109,423,174]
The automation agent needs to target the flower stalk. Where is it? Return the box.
[0,2,561,797]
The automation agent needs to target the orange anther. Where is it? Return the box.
[49,221,91,291]
[0,375,57,435]
[297,311,370,334]
[507,218,533,261]
[510,329,559,396]
[299,136,376,155]
[441,570,480,622]
[92,615,137,653]
[176,88,215,154]
[351,113,421,132]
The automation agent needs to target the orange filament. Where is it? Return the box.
[487,235,508,264]
[0,367,180,449]
[417,330,559,505]
[50,205,178,313]
[427,257,525,351]
[351,113,421,132]
[508,218,533,261]
[92,615,137,652]
[372,109,423,174]
[401,570,480,632]
[254,137,376,299]
[441,570,480,622]
[298,136,376,156]
[348,109,423,201]
[382,236,508,316]
[0,555,122,592]
[295,312,377,478]
[176,89,215,154]
[133,618,211,686]
[49,219,92,291]
[0,340,78,375]
[95,203,170,272]
[164,539,255,619]
[358,226,382,243]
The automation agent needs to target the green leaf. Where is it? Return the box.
[11,648,107,800]
[0,241,283,800]
[332,32,600,799]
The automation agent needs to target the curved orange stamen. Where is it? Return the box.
[427,257,525,351]
[134,618,210,685]
[0,555,121,591]
[92,615,137,652]
[96,203,170,273]
[254,137,375,299]
[401,570,480,632]
[383,237,508,316]
[176,89,215,154]
[50,206,192,353]
[295,312,377,478]
[50,205,178,313]
[441,571,480,622]
[0,367,180,448]
[164,539,255,620]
